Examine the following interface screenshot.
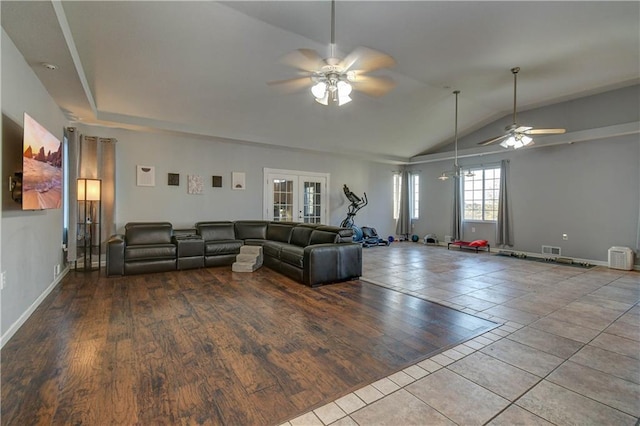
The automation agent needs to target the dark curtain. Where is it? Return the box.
[65,128,80,261]
[496,159,513,246]
[396,170,411,238]
[67,132,117,261]
[452,174,462,241]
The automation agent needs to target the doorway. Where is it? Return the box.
[264,169,330,224]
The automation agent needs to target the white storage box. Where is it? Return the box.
[608,247,634,271]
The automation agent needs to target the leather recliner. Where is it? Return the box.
[106,222,177,276]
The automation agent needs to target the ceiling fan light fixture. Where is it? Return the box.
[501,136,516,148]
[337,80,352,96]
[311,82,327,99]
[315,93,329,105]
[313,80,353,106]
[438,172,449,181]
[521,135,533,145]
[337,94,352,106]
[336,81,353,105]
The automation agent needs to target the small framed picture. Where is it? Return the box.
[136,165,155,187]
[232,172,245,190]
[212,175,222,188]
[168,173,180,186]
[188,175,204,195]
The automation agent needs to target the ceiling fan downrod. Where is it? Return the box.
[511,67,520,126]
[329,0,336,59]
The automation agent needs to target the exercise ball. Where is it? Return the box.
[411,234,419,242]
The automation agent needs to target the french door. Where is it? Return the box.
[264,169,329,224]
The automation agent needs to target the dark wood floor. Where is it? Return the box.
[1,266,497,425]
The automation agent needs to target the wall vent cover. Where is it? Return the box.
[608,247,634,271]
[542,245,561,256]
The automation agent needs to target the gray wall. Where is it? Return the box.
[1,30,68,340]
[410,85,640,264]
[72,126,399,237]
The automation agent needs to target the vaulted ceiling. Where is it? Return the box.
[2,1,639,163]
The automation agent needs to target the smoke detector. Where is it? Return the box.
[41,62,58,71]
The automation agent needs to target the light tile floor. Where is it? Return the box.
[282,243,640,425]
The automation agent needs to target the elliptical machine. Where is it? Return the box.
[340,185,389,247]
[340,185,367,242]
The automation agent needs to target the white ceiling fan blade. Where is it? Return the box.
[478,134,509,146]
[350,75,396,97]
[514,126,532,133]
[280,49,325,73]
[339,47,396,73]
[267,76,313,94]
[525,128,567,135]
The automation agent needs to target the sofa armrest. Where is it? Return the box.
[303,243,362,287]
[106,234,125,276]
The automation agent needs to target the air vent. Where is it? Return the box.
[608,247,634,271]
[542,245,561,256]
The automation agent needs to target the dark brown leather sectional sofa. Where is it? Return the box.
[106,220,362,287]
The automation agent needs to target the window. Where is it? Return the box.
[393,172,419,220]
[463,166,500,221]
[411,174,420,219]
[393,173,401,220]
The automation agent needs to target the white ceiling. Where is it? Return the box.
[2,1,639,163]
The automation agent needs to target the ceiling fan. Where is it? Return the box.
[267,0,396,106]
[478,67,566,149]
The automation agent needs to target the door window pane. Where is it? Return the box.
[273,179,294,221]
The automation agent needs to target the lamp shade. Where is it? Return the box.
[77,178,101,201]
[311,82,327,99]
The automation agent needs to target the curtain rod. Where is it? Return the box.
[464,161,502,169]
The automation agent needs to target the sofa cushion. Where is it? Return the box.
[317,225,354,242]
[204,240,243,256]
[290,226,314,247]
[280,245,304,268]
[125,244,176,261]
[196,222,235,241]
[309,229,339,245]
[263,241,290,258]
[267,223,293,243]
[126,222,173,245]
[234,221,268,240]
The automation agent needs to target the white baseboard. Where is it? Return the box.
[1,266,69,348]
[491,248,610,267]
[432,242,633,269]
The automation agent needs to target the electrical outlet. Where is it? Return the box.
[1,271,6,290]
[562,233,568,240]
[471,227,476,233]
